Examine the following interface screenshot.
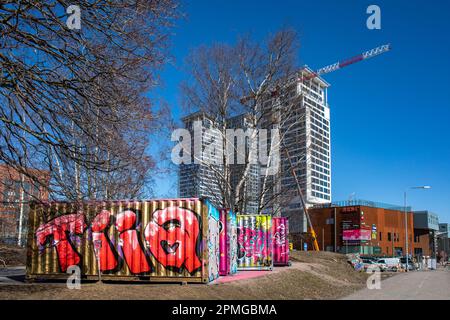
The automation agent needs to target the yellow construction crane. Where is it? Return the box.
[283,146,320,251]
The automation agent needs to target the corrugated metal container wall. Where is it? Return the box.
[272,217,290,266]
[26,198,220,283]
[236,215,272,270]
[206,201,220,282]
[218,209,237,276]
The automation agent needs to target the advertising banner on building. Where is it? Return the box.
[371,224,377,240]
[343,229,371,241]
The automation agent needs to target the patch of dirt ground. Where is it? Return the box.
[0,251,379,300]
[0,244,26,267]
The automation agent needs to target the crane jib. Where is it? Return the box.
[339,54,364,68]
[314,44,390,78]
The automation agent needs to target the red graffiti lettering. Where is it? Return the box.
[91,210,119,272]
[115,209,151,274]
[144,207,201,273]
[34,206,205,275]
[36,213,86,272]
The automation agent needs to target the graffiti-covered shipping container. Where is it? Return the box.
[272,217,290,266]
[26,198,220,283]
[218,209,237,276]
[236,215,272,270]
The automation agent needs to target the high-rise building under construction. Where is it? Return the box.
[261,67,332,233]
[178,112,259,214]
[178,67,332,229]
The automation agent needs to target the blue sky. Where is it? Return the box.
[151,0,450,223]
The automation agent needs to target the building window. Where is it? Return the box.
[379,232,382,241]
[387,232,392,241]
[393,233,400,242]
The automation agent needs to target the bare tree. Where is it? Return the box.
[0,1,180,200]
[181,28,304,214]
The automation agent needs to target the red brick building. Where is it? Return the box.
[0,165,49,245]
[308,200,431,257]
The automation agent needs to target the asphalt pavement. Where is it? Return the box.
[342,267,450,300]
[0,266,26,285]
[1,265,449,300]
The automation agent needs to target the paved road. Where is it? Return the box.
[1,265,449,299]
[342,268,450,300]
[0,266,25,285]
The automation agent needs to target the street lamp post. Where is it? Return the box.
[404,186,431,272]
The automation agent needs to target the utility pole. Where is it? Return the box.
[392,231,394,258]
[404,191,409,271]
[334,208,337,253]
[17,173,25,247]
[404,186,431,271]
[322,228,325,251]
[17,108,27,247]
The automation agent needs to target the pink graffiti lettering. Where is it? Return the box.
[238,227,266,259]
[272,218,289,265]
[274,223,286,247]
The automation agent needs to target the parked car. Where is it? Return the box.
[400,257,416,271]
[361,256,378,262]
[362,259,387,272]
[362,259,375,271]
[377,258,400,272]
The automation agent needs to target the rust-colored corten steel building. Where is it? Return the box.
[308,200,430,257]
[0,164,50,245]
